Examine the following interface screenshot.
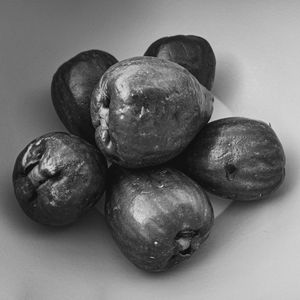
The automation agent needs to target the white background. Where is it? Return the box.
[0,1,299,299]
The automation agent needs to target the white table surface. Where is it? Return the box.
[0,1,299,299]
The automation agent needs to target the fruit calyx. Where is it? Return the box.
[26,162,61,190]
[174,229,201,257]
[97,92,116,155]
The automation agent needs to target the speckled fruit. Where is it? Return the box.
[90,56,214,168]
[144,35,216,90]
[105,165,214,272]
[12,132,107,226]
[51,49,118,144]
[177,117,286,201]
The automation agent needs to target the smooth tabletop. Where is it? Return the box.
[0,1,299,299]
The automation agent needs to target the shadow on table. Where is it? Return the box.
[140,145,296,279]
[212,52,243,110]
[23,88,64,134]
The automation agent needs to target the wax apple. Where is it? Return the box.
[13,132,107,226]
[91,56,214,168]
[51,49,118,144]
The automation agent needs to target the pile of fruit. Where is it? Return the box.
[12,35,286,272]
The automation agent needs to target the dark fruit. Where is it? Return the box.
[177,117,286,201]
[12,132,107,226]
[144,35,216,90]
[91,56,214,168]
[105,165,214,272]
[51,49,118,144]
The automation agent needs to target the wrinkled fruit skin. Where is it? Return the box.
[105,165,214,272]
[144,35,216,90]
[177,117,286,201]
[51,49,118,144]
[12,132,107,226]
[91,56,214,168]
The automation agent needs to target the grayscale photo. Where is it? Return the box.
[0,1,298,299]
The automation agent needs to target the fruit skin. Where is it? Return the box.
[12,132,107,226]
[91,56,214,168]
[176,117,286,201]
[144,35,216,90]
[51,49,118,144]
[105,165,214,272]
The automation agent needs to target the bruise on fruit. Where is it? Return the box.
[224,163,237,181]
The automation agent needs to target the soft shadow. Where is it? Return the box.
[23,87,65,134]
[209,193,232,219]
[2,171,114,250]
[1,175,89,236]
[142,148,295,278]
[178,166,293,275]
[212,53,243,109]
[0,177,32,229]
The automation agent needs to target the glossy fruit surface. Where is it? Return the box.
[105,165,214,272]
[51,49,118,144]
[177,117,286,201]
[91,56,214,168]
[12,132,107,226]
[144,35,216,90]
